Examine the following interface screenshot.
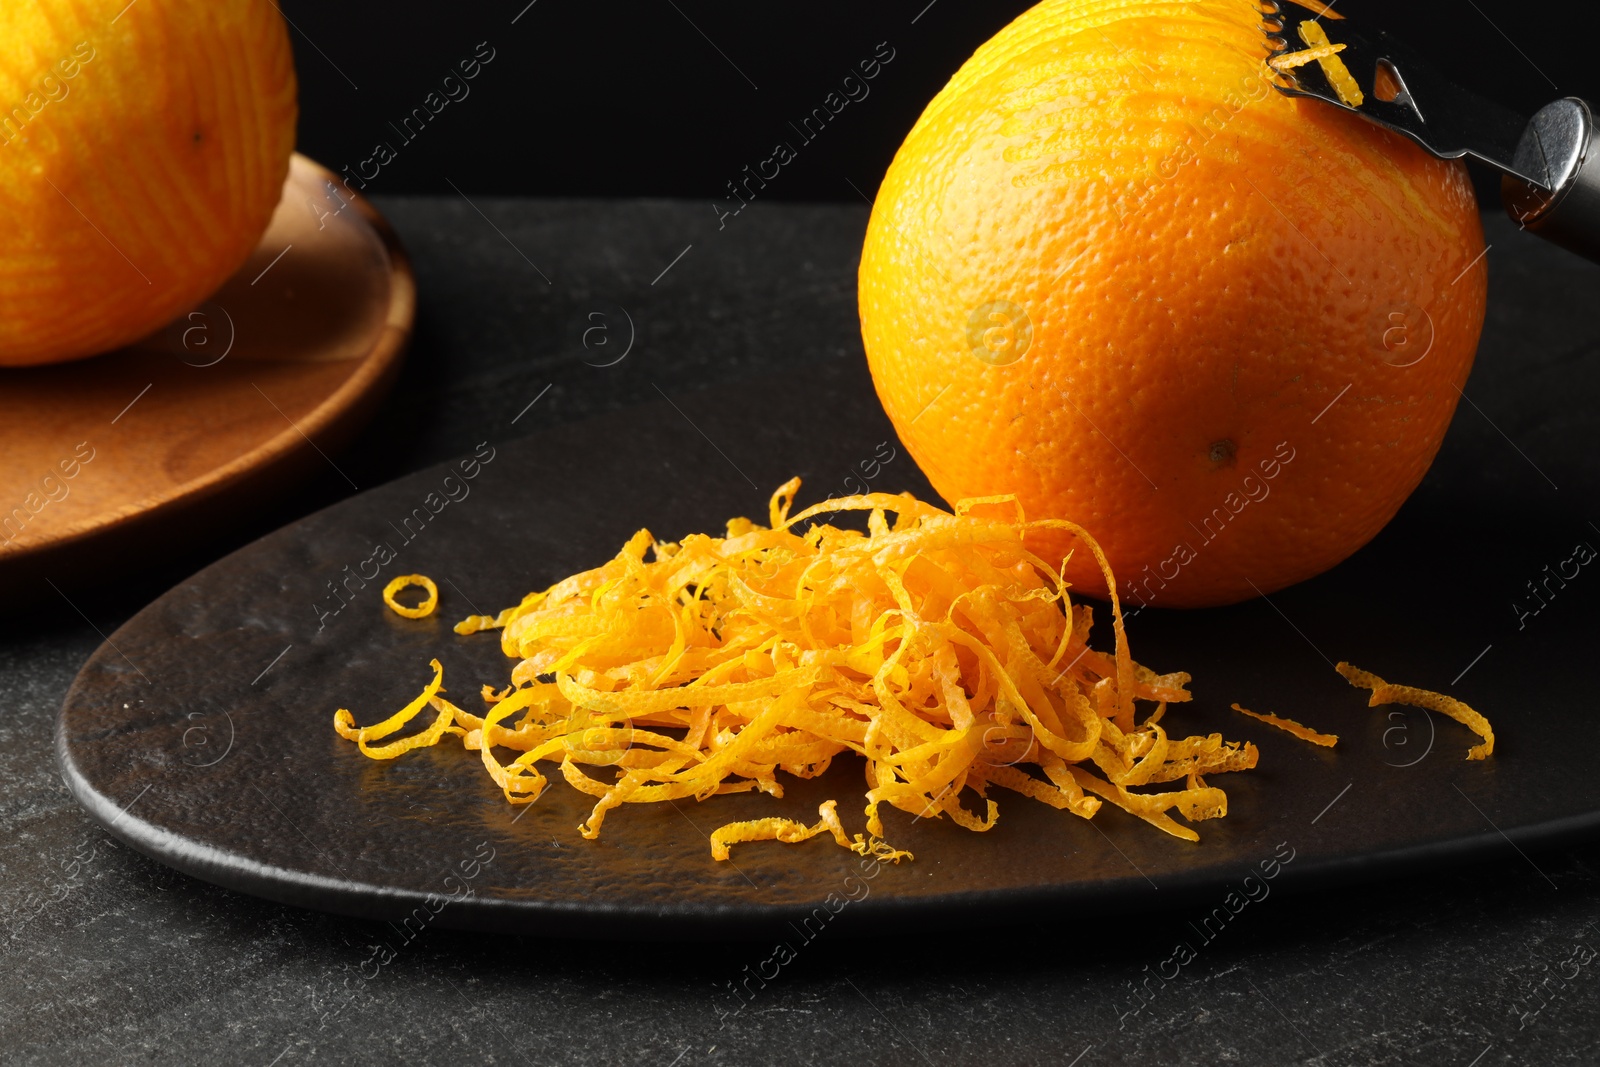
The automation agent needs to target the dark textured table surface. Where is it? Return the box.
[5,198,1600,1066]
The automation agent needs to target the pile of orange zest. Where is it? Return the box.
[1269,40,1348,73]
[1297,19,1363,106]
[1336,662,1495,760]
[1230,702,1338,748]
[335,478,1261,860]
[383,574,439,619]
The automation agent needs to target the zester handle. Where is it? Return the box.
[1503,98,1600,265]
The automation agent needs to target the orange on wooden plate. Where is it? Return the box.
[1,0,297,366]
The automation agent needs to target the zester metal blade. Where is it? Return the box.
[1262,0,1547,187]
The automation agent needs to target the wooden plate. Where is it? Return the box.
[0,153,413,597]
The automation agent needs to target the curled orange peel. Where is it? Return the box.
[382,574,439,619]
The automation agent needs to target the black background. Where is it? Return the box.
[278,0,1596,205]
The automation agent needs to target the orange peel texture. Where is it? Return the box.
[334,480,1264,859]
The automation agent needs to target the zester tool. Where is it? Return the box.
[1262,0,1600,264]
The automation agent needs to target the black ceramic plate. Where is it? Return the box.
[55,286,1600,938]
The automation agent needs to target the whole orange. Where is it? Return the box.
[859,0,1486,608]
[0,0,296,366]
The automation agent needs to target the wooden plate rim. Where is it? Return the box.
[0,152,416,564]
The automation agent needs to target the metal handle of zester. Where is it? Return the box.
[1503,97,1600,265]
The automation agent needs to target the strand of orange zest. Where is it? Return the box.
[1337,662,1494,760]
[1231,703,1339,748]
[333,659,458,758]
[1297,20,1363,106]
[1269,41,1347,72]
